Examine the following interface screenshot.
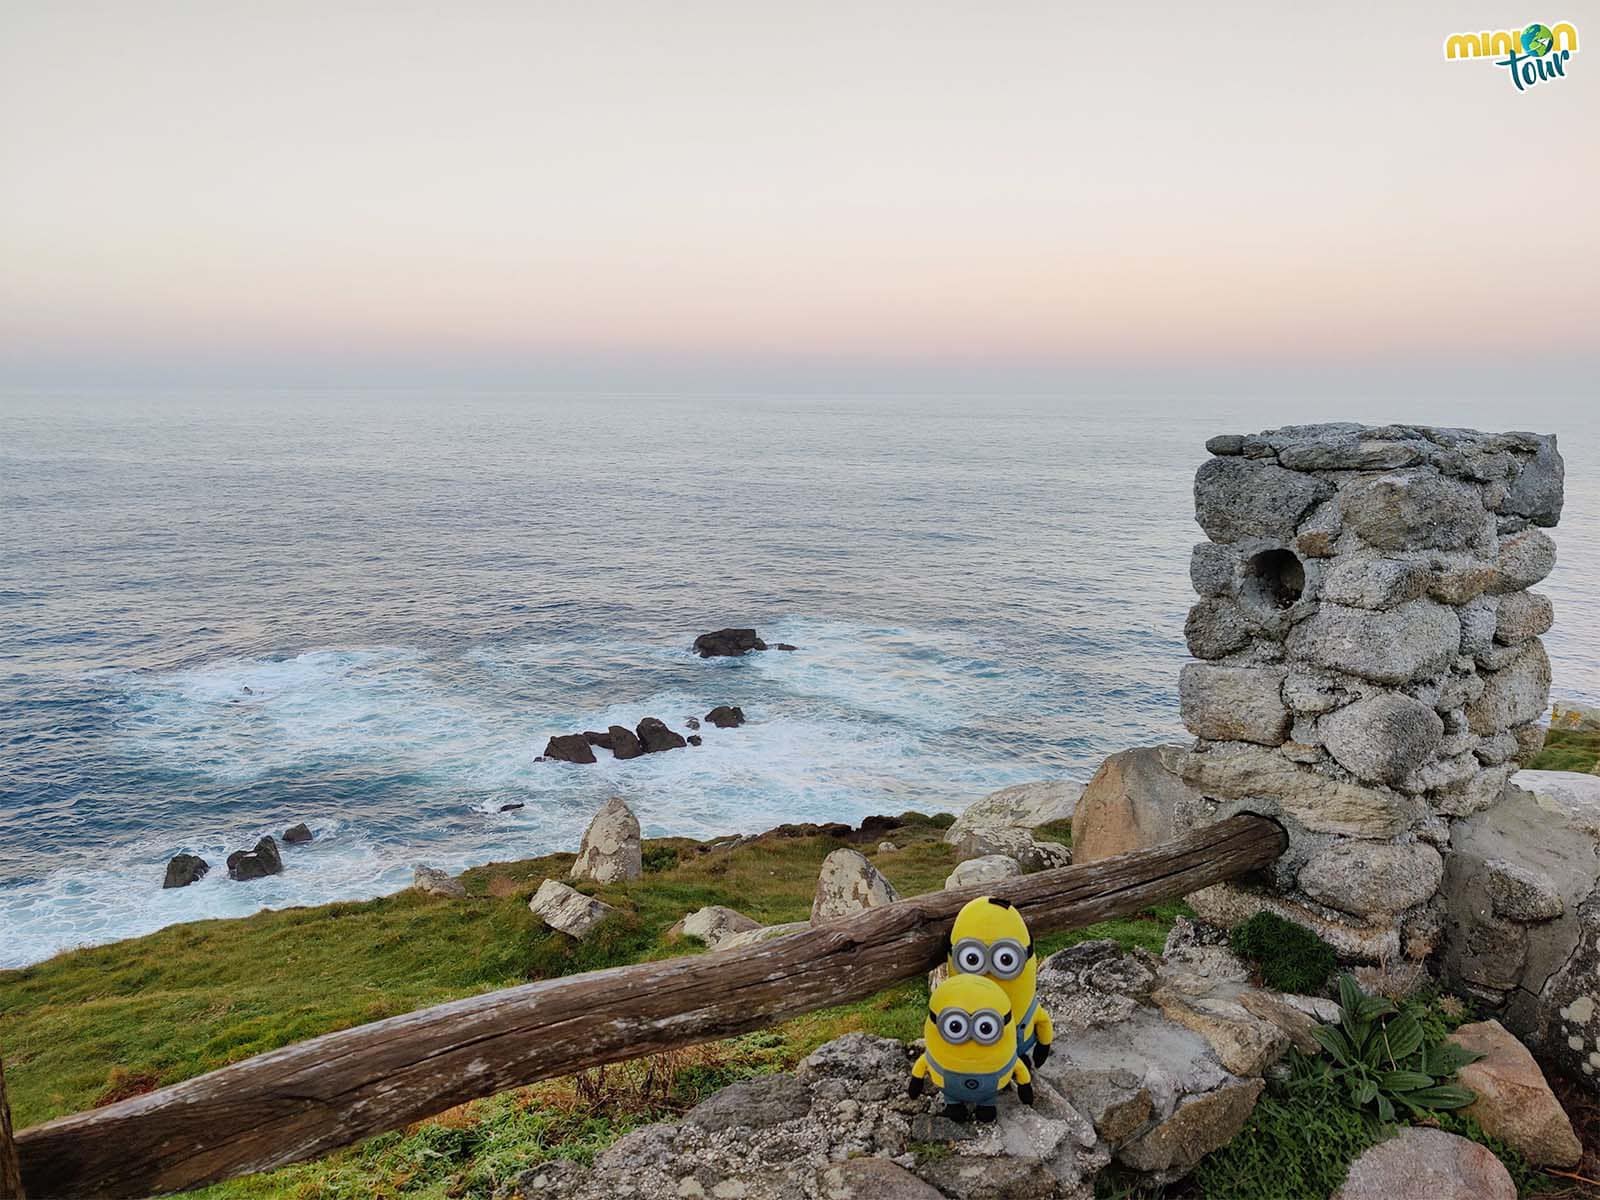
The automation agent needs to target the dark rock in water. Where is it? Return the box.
[163,853,210,889]
[583,730,615,750]
[685,716,701,730]
[227,837,283,881]
[705,705,746,729]
[693,628,768,658]
[499,802,526,812]
[544,733,597,764]
[773,643,798,651]
[608,724,645,760]
[636,717,687,753]
[687,734,703,746]
[283,823,313,844]
[242,685,254,695]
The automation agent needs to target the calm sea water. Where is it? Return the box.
[2,390,1597,968]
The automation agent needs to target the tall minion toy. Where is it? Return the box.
[910,973,1034,1122]
[947,896,1054,1067]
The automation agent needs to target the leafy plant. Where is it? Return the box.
[1228,911,1337,993]
[1307,974,1481,1124]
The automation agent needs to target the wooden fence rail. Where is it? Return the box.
[2,1055,23,1200]
[15,814,1284,1199]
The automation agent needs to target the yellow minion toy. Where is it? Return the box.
[910,973,1034,1122]
[947,896,1054,1067]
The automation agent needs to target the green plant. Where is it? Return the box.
[1307,974,1480,1124]
[1228,911,1337,993]
[641,844,680,872]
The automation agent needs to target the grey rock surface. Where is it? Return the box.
[1193,457,1332,542]
[1178,664,1290,746]
[945,780,1082,844]
[412,864,466,898]
[570,796,643,884]
[1318,693,1444,788]
[811,848,900,923]
[1332,1128,1515,1200]
[529,878,615,938]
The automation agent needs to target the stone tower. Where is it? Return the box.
[1168,422,1563,961]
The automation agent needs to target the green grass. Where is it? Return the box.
[1229,911,1337,994]
[2,813,1138,1199]
[1528,728,1600,774]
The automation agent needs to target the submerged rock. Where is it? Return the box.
[635,717,686,753]
[162,853,210,889]
[693,628,768,657]
[226,837,282,881]
[543,733,597,764]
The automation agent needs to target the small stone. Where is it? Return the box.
[1297,841,1443,918]
[1333,1128,1515,1200]
[570,797,643,884]
[1319,693,1444,788]
[705,705,746,729]
[670,904,762,948]
[1183,597,1255,658]
[1179,664,1290,746]
[529,879,616,939]
[1483,860,1563,922]
[811,848,900,923]
[1116,1078,1265,1173]
[226,836,282,881]
[282,822,313,844]
[1190,542,1236,596]
[693,628,767,657]
[1205,434,1246,455]
[1286,600,1460,686]
[1449,1020,1583,1166]
[1458,595,1499,657]
[1494,591,1553,644]
[1319,555,1430,610]
[1466,640,1551,735]
[684,1074,812,1132]
[953,826,1070,872]
[817,1158,945,1200]
[162,853,209,889]
[413,864,467,898]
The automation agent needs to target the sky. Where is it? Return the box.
[1,1,1596,391]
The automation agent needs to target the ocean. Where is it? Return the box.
[2,389,1596,969]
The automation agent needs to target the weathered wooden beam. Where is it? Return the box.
[2,1054,24,1200]
[17,814,1283,1198]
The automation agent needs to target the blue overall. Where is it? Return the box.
[1015,995,1040,1060]
[926,1049,1018,1107]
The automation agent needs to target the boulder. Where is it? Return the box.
[162,853,209,889]
[529,879,615,939]
[226,837,282,882]
[945,854,1023,890]
[1286,600,1460,686]
[1193,457,1333,543]
[1070,747,1194,865]
[570,797,642,884]
[582,729,614,750]
[634,717,686,753]
[952,826,1070,872]
[818,1158,945,1200]
[1447,1019,1581,1167]
[543,733,596,764]
[1332,1128,1515,1200]
[669,904,762,948]
[944,780,1082,845]
[1500,433,1564,527]
[1318,693,1444,788]
[692,628,768,657]
[1465,639,1551,735]
[1494,591,1553,644]
[607,724,644,759]
[1179,664,1291,746]
[1488,527,1556,594]
[715,920,809,951]
[811,848,900,923]
[704,705,746,728]
[282,822,313,845]
[1296,841,1443,918]
[1341,469,1490,552]
[1551,700,1600,733]
[413,865,466,898]
[686,734,702,746]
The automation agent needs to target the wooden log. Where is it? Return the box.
[1,1054,23,1200]
[17,814,1283,1198]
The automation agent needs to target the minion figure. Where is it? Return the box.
[947,896,1054,1067]
[909,974,1034,1123]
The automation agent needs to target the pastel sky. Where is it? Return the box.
[2,1,1595,386]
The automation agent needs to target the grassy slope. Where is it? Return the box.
[0,812,1183,1200]
[1528,728,1600,774]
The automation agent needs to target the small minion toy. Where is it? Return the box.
[910,974,1034,1123]
[947,896,1054,1067]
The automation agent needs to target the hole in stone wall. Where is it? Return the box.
[1241,548,1305,612]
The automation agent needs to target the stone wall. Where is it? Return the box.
[1169,422,1563,960]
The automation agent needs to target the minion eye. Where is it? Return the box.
[938,1010,971,1042]
[953,940,988,974]
[990,942,1024,979]
[972,1012,1002,1044]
